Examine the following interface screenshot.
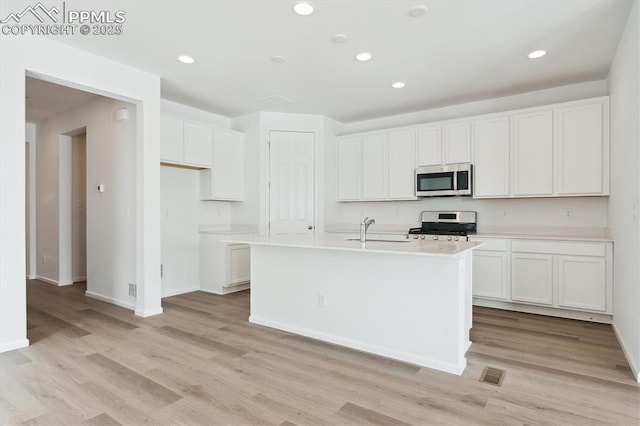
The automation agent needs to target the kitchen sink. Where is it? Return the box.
[345,238,409,243]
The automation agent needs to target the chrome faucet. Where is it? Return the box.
[360,217,376,243]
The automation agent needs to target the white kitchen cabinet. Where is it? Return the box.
[336,136,362,201]
[361,133,387,200]
[200,233,254,295]
[160,118,213,168]
[417,126,443,166]
[388,130,417,199]
[555,101,609,195]
[160,118,184,163]
[200,128,244,201]
[558,256,606,312]
[227,244,251,286]
[473,116,509,198]
[444,122,472,164]
[183,123,213,167]
[472,237,510,301]
[512,110,553,196]
[336,131,416,202]
[511,253,554,306]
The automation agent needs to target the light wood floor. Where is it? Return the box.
[1,280,638,425]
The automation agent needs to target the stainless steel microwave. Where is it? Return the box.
[415,163,472,197]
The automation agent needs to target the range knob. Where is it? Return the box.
[454,236,459,241]
[413,235,419,239]
[420,235,426,240]
[433,235,439,240]
[447,236,453,241]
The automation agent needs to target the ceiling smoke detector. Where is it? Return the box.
[408,5,428,17]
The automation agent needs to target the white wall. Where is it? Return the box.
[160,100,232,297]
[25,123,37,279]
[325,81,611,233]
[71,133,87,282]
[608,0,640,382]
[36,97,138,307]
[0,35,162,353]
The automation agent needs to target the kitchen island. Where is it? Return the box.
[224,236,480,375]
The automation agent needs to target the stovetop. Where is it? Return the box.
[408,211,478,240]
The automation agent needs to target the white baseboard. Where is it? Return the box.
[35,275,73,286]
[135,307,164,317]
[473,298,613,324]
[612,322,640,383]
[85,291,135,311]
[26,274,36,280]
[73,276,87,282]
[249,315,465,376]
[200,283,250,296]
[0,338,29,353]
[161,286,199,298]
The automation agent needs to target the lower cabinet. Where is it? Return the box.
[200,233,253,295]
[470,237,612,320]
[511,253,553,305]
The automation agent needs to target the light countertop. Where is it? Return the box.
[199,224,258,234]
[223,235,480,258]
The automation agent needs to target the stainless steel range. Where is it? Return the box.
[408,211,477,241]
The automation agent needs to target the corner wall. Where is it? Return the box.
[608,0,640,381]
[0,35,162,353]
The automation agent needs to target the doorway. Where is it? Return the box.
[71,131,87,282]
[268,131,315,237]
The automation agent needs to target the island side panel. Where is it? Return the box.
[249,244,471,375]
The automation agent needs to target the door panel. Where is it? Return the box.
[269,131,315,237]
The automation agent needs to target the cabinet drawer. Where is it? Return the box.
[511,240,605,257]
[469,237,508,251]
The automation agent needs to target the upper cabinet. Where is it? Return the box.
[555,102,609,196]
[417,121,471,166]
[161,118,213,168]
[473,97,609,199]
[161,115,245,201]
[200,128,244,201]
[336,130,416,202]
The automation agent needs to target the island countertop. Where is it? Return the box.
[223,235,480,258]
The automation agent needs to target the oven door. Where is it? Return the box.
[416,170,457,196]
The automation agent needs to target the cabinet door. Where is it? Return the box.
[213,129,243,200]
[227,244,250,287]
[558,256,606,312]
[417,126,442,166]
[444,122,471,164]
[183,123,213,167]
[361,134,387,200]
[388,130,416,199]
[473,251,509,300]
[160,118,184,163]
[513,110,553,196]
[511,253,553,305]
[473,116,509,197]
[555,103,604,195]
[336,137,362,201]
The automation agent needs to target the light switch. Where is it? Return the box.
[97,184,105,193]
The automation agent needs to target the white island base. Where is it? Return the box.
[243,238,476,375]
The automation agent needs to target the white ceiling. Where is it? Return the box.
[17,0,634,123]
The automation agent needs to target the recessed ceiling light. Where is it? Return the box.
[331,33,348,44]
[178,55,195,64]
[528,50,546,59]
[294,2,313,16]
[270,55,286,63]
[392,82,406,89]
[356,52,372,62]
[408,5,428,17]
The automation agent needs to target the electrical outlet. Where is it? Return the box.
[318,294,327,308]
[502,209,509,218]
[42,254,47,264]
[565,208,573,219]
[128,283,137,298]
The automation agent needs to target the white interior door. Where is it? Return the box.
[269,131,315,237]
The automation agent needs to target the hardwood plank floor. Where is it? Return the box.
[1,279,638,425]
